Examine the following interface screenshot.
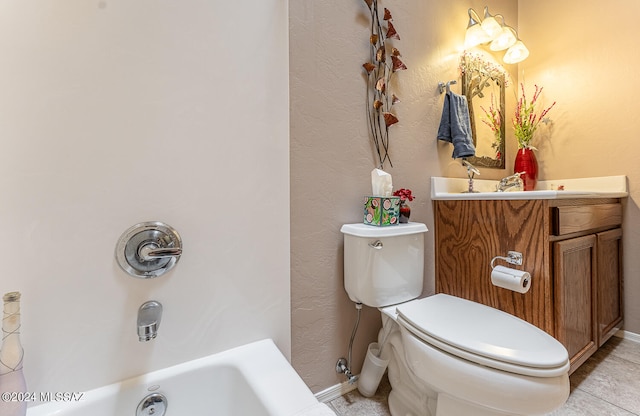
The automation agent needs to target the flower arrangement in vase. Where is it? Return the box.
[361,0,407,169]
[393,188,413,223]
[512,84,555,190]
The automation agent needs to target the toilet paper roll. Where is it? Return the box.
[491,265,531,294]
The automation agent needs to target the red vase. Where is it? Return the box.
[399,202,411,223]
[514,147,538,191]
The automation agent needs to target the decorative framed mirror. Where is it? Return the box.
[460,53,509,169]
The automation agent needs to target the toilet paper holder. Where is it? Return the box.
[490,251,531,293]
[490,251,523,269]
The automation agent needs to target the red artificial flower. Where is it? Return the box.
[393,188,414,202]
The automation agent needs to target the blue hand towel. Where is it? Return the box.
[437,91,475,159]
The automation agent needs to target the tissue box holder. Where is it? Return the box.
[364,196,400,226]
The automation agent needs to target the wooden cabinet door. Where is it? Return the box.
[597,228,623,346]
[554,234,597,373]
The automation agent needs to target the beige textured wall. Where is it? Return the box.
[518,1,640,334]
[291,0,516,393]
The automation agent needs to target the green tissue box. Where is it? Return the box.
[363,196,400,226]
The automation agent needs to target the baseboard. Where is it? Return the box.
[315,331,639,403]
[615,329,640,343]
[314,379,358,403]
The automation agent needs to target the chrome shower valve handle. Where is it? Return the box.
[116,221,183,279]
[138,244,183,261]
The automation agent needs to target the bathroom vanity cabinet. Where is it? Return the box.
[434,198,623,374]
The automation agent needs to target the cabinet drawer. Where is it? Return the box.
[553,204,622,235]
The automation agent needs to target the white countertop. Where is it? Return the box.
[431,176,628,200]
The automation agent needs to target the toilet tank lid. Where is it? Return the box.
[341,222,428,237]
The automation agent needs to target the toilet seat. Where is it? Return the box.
[395,294,570,378]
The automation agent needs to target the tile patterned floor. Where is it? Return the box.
[328,336,640,416]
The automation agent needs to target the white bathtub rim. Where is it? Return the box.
[28,338,319,416]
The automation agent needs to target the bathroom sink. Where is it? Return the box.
[431,176,628,200]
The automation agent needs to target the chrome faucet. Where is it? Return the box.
[137,301,162,342]
[462,159,480,193]
[496,172,525,192]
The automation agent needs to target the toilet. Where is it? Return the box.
[341,222,570,416]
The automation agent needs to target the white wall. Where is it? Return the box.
[0,0,290,395]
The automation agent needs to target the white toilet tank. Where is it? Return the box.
[341,222,428,307]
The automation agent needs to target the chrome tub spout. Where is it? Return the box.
[137,301,162,342]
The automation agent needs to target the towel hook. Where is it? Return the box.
[438,80,457,94]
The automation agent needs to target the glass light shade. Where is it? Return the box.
[465,24,492,48]
[503,40,530,64]
[481,7,502,39]
[490,26,517,51]
[464,8,492,48]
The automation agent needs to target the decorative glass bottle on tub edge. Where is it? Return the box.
[0,292,27,416]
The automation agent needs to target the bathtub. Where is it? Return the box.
[27,339,334,416]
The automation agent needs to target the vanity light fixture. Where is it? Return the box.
[464,6,528,64]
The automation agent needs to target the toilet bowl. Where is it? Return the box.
[341,223,570,416]
[389,294,569,415]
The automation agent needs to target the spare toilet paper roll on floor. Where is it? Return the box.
[491,265,531,294]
